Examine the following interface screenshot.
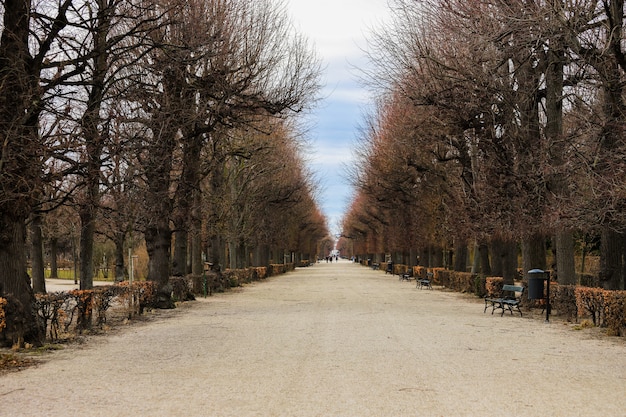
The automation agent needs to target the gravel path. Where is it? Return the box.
[1,260,625,416]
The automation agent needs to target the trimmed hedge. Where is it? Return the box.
[551,284,578,323]
[430,268,446,285]
[603,290,626,336]
[394,264,409,275]
[20,282,159,343]
[576,287,605,326]
[412,266,428,279]
[485,277,504,297]
[270,263,295,276]
[188,266,271,295]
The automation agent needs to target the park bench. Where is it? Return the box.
[416,272,433,290]
[399,272,411,281]
[484,284,524,317]
[372,263,380,270]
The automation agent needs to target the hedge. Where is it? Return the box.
[270,263,295,276]
[602,290,626,336]
[485,277,504,297]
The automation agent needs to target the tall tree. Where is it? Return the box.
[0,0,77,345]
[129,0,320,305]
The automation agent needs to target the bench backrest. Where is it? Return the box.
[502,285,524,296]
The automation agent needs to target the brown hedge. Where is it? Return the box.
[485,277,504,298]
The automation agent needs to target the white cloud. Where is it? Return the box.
[286,0,390,234]
[287,0,388,52]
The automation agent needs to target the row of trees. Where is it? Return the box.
[0,0,328,345]
[341,0,626,289]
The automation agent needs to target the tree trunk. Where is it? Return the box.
[0,214,44,346]
[419,247,429,267]
[431,246,444,267]
[471,242,479,274]
[208,234,223,273]
[453,241,468,272]
[478,243,491,275]
[492,238,517,284]
[172,228,188,276]
[491,240,503,277]
[191,227,203,275]
[599,228,624,290]
[190,189,203,275]
[79,207,96,290]
[521,233,546,281]
[544,37,576,285]
[145,225,174,308]
[114,232,125,282]
[77,0,110,290]
[49,237,59,279]
[502,240,518,285]
[30,213,46,294]
[555,231,576,285]
[228,241,237,270]
[0,0,44,346]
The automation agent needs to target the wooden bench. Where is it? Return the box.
[416,272,433,290]
[484,284,524,316]
[371,263,380,270]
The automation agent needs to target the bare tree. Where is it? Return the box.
[0,0,80,345]
[126,0,320,306]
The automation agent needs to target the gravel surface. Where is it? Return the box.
[1,260,625,416]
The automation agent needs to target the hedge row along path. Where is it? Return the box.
[1,260,625,416]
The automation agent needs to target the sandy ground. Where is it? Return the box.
[1,260,625,417]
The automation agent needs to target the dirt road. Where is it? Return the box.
[1,260,625,416]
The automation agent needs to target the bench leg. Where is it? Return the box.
[493,301,503,315]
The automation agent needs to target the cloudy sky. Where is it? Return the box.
[285,0,391,236]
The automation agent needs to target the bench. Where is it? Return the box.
[484,284,524,317]
[399,272,411,281]
[371,263,380,270]
[416,272,433,290]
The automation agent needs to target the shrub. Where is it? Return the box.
[413,266,427,279]
[169,277,195,302]
[473,275,487,297]
[485,277,504,297]
[269,263,294,276]
[255,267,267,280]
[551,284,578,323]
[93,285,129,327]
[68,290,94,333]
[448,272,476,293]
[603,291,626,336]
[430,268,445,285]
[575,287,605,326]
[35,292,70,341]
[437,270,451,287]
[118,281,158,315]
[393,264,409,275]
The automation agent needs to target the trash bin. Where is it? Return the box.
[527,269,545,300]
